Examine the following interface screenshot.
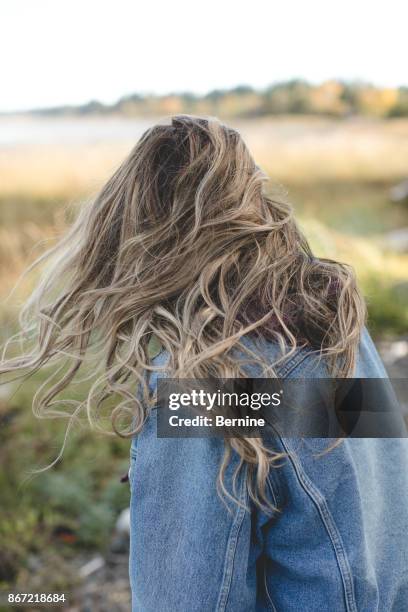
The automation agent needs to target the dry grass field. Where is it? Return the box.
[1,114,407,334]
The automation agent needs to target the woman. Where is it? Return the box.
[1,115,407,611]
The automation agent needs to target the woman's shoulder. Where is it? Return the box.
[241,326,387,379]
[283,326,388,379]
[147,326,387,384]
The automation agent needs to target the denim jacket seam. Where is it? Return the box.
[279,439,358,612]
[266,473,279,509]
[262,563,279,612]
[265,455,287,513]
[215,466,249,612]
[276,349,315,377]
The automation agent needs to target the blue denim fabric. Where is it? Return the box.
[128,328,408,611]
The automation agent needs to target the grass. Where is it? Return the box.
[299,217,408,335]
[0,366,131,596]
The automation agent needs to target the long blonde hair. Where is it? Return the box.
[0,115,366,511]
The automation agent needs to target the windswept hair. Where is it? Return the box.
[0,115,366,511]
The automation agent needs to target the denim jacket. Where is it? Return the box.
[128,328,408,611]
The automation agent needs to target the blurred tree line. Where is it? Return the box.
[31,80,408,118]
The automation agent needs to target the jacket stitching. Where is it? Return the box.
[263,563,278,612]
[276,349,315,377]
[266,473,279,509]
[279,438,358,612]
[216,466,248,612]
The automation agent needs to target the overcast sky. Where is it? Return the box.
[1,0,406,112]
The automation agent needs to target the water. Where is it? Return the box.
[0,115,155,146]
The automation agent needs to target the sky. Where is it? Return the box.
[1,0,407,112]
